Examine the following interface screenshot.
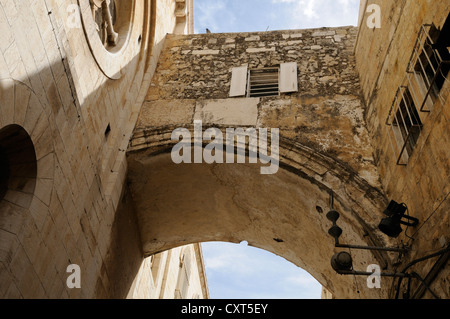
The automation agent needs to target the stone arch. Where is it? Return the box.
[0,79,55,287]
[127,128,394,299]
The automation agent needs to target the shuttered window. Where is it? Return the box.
[229,65,248,97]
[279,62,299,93]
[229,63,298,97]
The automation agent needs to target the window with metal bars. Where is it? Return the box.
[247,67,280,97]
[406,21,450,112]
[386,86,423,165]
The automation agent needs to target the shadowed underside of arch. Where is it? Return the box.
[126,132,395,299]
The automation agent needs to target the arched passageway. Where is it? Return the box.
[127,137,394,299]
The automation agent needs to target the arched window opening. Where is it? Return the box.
[0,124,37,207]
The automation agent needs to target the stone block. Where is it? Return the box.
[137,99,196,128]
[312,30,336,37]
[245,35,260,41]
[194,98,259,126]
[246,47,276,53]
[192,49,220,55]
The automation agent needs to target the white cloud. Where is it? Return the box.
[271,0,319,20]
[271,0,360,29]
[203,242,262,275]
[195,1,223,33]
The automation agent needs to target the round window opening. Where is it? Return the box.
[0,125,37,205]
[89,0,133,53]
[81,0,146,79]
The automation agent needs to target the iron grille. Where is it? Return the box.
[247,67,280,97]
[406,24,450,112]
[386,86,423,165]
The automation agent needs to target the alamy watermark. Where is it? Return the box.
[366,4,381,29]
[66,264,81,289]
[64,262,382,291]
[64,2,382,30]
[367,264,381,289]
[171,120,280,175]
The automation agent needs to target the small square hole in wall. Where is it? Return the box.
[105,124,111,138]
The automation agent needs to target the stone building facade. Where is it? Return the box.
[354,0,449,299]
[129,243,208,299]
[0,0,448,299]
[0,0,207,299]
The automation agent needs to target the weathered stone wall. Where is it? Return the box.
[355,0,449,298]
[138,27,380,185]
[147,28,360,100]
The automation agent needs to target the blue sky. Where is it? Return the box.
[194,0,361,34]
[201,241,323,299]
[194,0,362,299]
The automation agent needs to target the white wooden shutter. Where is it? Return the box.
[279,62,298,93]
[229,65,248,97]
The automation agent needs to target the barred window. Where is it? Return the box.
[386,86,423,165]
[406,22,450,112]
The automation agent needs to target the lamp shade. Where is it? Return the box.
[328,225,343,239]
[378,201,419,238]
[383,200,407,216]
[326,210,340,222]
[378,215,403,238]
[331,251,353,271]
